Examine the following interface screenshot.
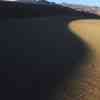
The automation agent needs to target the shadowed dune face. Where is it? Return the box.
[0,16,90,100]
[66,19,100,100]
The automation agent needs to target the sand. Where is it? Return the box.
[64,19,100,100]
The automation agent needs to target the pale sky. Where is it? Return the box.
[48,0,100,7]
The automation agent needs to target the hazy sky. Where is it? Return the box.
[48,0,100,7]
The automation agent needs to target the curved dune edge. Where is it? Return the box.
[64,19,100,100]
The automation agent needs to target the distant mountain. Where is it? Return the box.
[32,0,57,5]
[18,0,57,5]
[61,3,100,16]
[32,1,100,16]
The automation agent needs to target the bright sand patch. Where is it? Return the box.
[65,19,100,100]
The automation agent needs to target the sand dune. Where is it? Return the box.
[65,19,100,100]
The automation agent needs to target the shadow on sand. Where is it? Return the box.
[0,2,100,100]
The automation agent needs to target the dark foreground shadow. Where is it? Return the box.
[0,2,99,100]
[0,16,90,100]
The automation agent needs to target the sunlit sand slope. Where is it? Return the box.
[65,19,100,100]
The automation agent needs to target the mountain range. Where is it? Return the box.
[61,3,100,16]
[32,1,100,16]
